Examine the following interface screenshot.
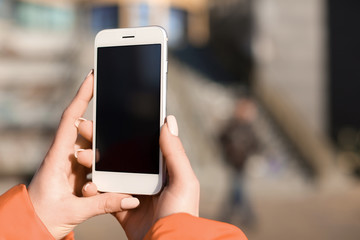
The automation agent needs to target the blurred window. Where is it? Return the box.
[91,5,119,33]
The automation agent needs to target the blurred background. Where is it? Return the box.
[1,0,360,239]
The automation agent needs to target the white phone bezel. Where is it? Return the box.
[92,26,167,195]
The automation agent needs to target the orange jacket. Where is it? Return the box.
[0,185,247,240]
[145,213,247,240]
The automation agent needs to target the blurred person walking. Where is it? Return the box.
[219,97,258,227]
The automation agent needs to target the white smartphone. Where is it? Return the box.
[92,26,168,195]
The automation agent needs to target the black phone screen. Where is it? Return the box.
[95,44,161,174]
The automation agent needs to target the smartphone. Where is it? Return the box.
[92,26,167,195]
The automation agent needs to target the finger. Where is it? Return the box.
[76,149,93,168]
[75,134,92,150]
[82,182,98,197]
[160,115,197,183]
[114,195,155,223]
[78,120,93,142]
[81,193,140,218]
[53,70,94,150]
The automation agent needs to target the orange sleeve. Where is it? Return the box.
[0,184,74,240]
[144,213,248,240]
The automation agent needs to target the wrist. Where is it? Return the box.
[27,183,66,240]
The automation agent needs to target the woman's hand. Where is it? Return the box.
[118,116,200,239]
[79,115,200,240]
[27,71,139,240]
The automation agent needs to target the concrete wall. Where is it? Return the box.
[253,0,326,137]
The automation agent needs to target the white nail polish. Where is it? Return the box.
[74,117,87,128]
[74,149,85,159]
[121,198,140,210]
[86,69,94,78]
[167,115,178,136]
[84,182,91,192]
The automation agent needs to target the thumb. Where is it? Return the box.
[80,193,140,218]
[160,115,196,183]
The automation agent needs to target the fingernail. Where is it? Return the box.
[84,182,91,192]
[74,149,85,159]
[167,115,178,136]
[121,197,140,210]
[86,69,94,78]
[75,117,87,128]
